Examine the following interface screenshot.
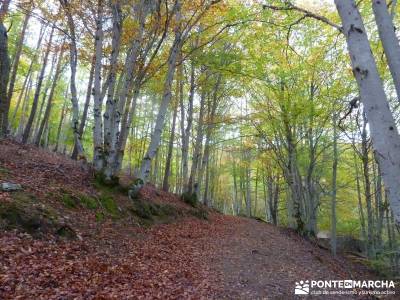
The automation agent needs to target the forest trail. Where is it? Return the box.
[0,140,381,299]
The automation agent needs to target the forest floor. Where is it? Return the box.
[0,139,395,299]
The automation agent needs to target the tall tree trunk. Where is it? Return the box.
[0,0,11,137]
[139,0,182,182]
[92,0,105,171]
[373,155,384,250]
[331,113,338,257]
[361,111,375,257]
[54,94,67,152]
[199,76,221,205]
[72,55,95,159]
[103,1,122,180]
[372,0,400,103]
[61,0,85,159]
[16,74,33,138]
[33,53,57,139]
[187,88,207,194]
[162,90,178,192]
[35,45,65,146]
[22,26,54,144]
[111,0,151,176]
[11,71,31,130]
[336,0,400,226]
[7,10,30,106]
[355,150,368,242]
[181,62,195,190]
[10,23,45,130]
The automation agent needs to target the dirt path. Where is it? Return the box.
[209,217,376,299]
[0,212,384,299]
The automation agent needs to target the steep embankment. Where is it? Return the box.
[0,140,383,299]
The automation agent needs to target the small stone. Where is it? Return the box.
[1,182,22,192]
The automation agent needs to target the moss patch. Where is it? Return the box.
[129,198,180,225]
[181,192,198,207]
[188,206,209,220]
[99,194,119,216]
[0,166,10,176]
[61,194,78,209]
[79,194,98,210]
[59,190,98,210]
[94,172,120,188]
[0,192,61,236]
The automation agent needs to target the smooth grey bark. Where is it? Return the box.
[7,11,30,107]
[22,26,54,144]
[336,0,400,226]
[98,0,151,177]
[372,0,400,103]
[199,76,221,205]
[103,1,122,178]
[35,45,64,146]
[162,92,178,192]
[331,113,338,257]
[244,149,252,217]
[61,0,85,159]
[139,0,182,182]
[54,94,67,152]
[114,80,141,173]
[182,62,195,190]
[0,0,11,137]
[361,111,375,257]
[187,88,207,194]
[392,0,398,18]
[92,0,105,171]
[373,155,384,250]
[354,149,368,242]
[72,55,95,160]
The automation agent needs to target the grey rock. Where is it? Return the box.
[1,182,23,192]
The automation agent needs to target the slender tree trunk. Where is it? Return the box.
[199,76,221,204]
[10,23,45,129]
[35,45,65,146]
[0,0,11,137]
[72,55,95,159]
[372,0,400,103]
[103,1,122,180]
[336,0,400,226]
[331,113,338,257]
[7,11,30,105]
[92,0,105,171]
[16,74,33,138]
[33,53,57,139]
[361,111,375,257]
[187,88,207,194]
[10,70,31,130]
[139,0,182,182]
[61,0,85,159]
[54,94,67,152]
[373,155,384,250]
[22,26,54,144]
[181,62,195,189]
[355,150,368,242]
[163,91,178,191]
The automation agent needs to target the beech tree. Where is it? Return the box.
[0,0,11,137]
